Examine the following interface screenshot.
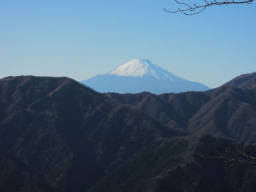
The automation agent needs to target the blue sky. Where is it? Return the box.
[0,0,255,88]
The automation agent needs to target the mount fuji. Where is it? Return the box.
[82,59,209,94]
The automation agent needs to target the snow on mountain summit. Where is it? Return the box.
[83,59,209,94]
[110,59,176,81]
[110,59,150,77]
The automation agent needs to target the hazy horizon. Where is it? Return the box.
[1,0,255,88]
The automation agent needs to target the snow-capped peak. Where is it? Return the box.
[84,58,209,94]
[110,59,151,77]
[110,59,176,81]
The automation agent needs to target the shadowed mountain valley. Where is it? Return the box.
[0,73,256,192]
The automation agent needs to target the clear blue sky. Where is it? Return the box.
[1,0,255,88]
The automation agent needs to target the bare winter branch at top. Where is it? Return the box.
[164,0,254,15]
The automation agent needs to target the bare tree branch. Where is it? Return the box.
[164,0,254,15]
[196,142,256,167]
[219,143,256,166]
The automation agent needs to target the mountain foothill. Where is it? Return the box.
[0,71,256,192]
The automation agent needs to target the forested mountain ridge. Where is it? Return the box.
[0,74,256,192]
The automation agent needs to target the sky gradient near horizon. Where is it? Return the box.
[1,0,255,88]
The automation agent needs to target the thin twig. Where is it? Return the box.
[164,0,254,15]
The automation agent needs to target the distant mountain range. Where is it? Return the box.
[0,72,256,192]
[83,59,209,94]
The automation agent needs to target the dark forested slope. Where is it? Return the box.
[0,74,256,192]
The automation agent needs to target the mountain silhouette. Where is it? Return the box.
[83,59,209,94]
[0,73,256,192]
